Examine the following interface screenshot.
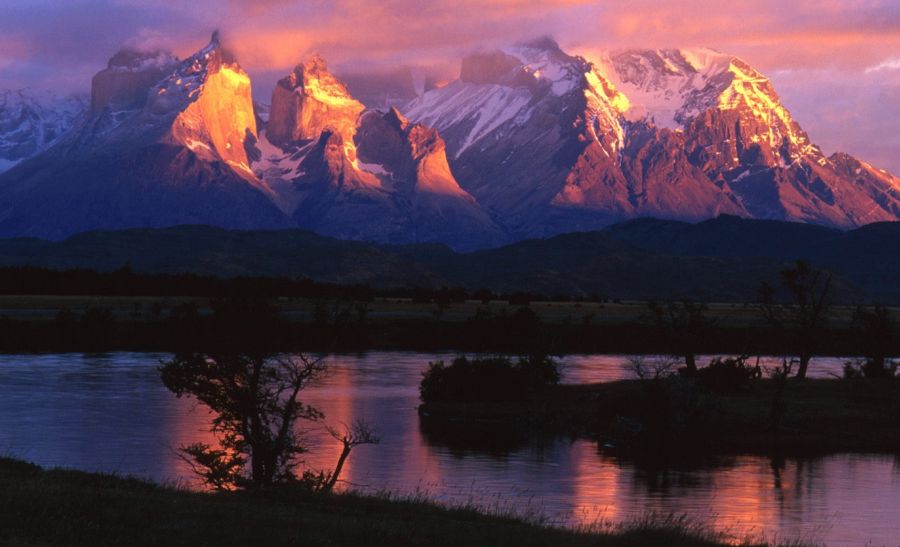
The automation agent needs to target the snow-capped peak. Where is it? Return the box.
[678,47,733,75]
[0,89,87,173]
[146,32,235,116]
[406,36,622,158]
[503,36,590,96]
[133,32,262,184]
[592,48,731,129]
[592,48,815,159]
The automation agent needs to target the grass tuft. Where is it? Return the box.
[0,457,807,546]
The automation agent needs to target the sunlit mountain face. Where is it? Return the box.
[0,33,291,241]
[0,32,898,249]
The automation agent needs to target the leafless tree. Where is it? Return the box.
[759,261,832,380]
[319,420,380,493]
[625,355,681,382]
[647,300,712,374]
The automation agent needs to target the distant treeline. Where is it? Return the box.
[0,266,376,299]
[1,266,897,357]
[0,266,585,304]
[0,294,896,358]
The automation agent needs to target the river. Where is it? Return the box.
[0,352,896,545]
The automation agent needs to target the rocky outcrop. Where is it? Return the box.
[356,107,472,198]
[251,56,505,249]
[350,108,504,247]
[2,35,899,249]
[160,38,258,172]
[90,49,177,113]
[267,56,365,148]
[0,33,290,239]
[405,41,900,238]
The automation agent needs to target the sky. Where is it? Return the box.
[2,0,898,174]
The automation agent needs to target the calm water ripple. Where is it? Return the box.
[0,352,896,546]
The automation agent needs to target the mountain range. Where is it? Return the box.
[1,32,898,249]
[0,89,86,173]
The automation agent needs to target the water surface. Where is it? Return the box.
[0,352,895,546]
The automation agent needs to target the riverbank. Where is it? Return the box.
[420,378,900,455]
[0,457,751,546]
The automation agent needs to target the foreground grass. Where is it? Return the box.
[0,458,754,547]
[421,378,900,455]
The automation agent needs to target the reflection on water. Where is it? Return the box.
[0,352,896,545]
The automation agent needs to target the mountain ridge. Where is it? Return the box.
[0,215,897,303]
[0,33,291,240]
[1,34,898,249]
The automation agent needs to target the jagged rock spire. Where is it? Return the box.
[384,106,409,132]
[267,55,365,147]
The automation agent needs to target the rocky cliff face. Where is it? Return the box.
[159,37,259,175]
[356,107,472,198]
[1,34,898,249]
[254,60,504,249]
[353,108,504,247]
[90,49,177,113]
[404,38,638,235]
[0,33,289,239]
[404,41,900,238]
[596,48,900,228]
[267,56,365,148]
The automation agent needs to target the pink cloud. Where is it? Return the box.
[0,35,30,70]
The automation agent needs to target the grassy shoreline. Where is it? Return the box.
[420,378,900,456]
[0,457,751,546]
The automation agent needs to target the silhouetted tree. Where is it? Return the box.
[320,420,380,493]
[160,352,328,489]
[624,355,680,382]
[759,261,832,380]
[647,300,711,374]
[854,305,895,374]
[695,355,759,392]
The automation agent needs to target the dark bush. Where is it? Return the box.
[695,356,759,393]
[419,355,560,403]
[842,359,897,380]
